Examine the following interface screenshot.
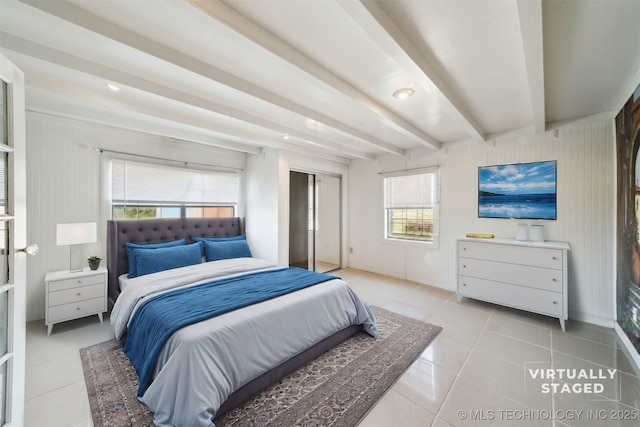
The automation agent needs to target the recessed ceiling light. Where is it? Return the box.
[107,83,120,92]
[392,87,415,100]
[283,133,290,140]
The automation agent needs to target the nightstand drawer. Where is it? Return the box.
[47,297,105,323]
[48,274,104,292]
[48,283,105,307]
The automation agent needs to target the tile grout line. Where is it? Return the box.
[429,307,495,426]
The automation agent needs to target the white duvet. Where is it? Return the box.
[110,258,378,427]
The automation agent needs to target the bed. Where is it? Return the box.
[107,217,379,427]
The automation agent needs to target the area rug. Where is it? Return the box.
[80,306,442,427]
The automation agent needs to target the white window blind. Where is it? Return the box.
[383,168,440,243]
[111,160,240,205]
[384,172,438,209]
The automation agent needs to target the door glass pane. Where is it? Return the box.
[0,222,6,285]
[0,81,6,145]
[0,152,7,215]
[0,361,6,424]
[0,291,6,356]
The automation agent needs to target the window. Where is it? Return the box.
[383,168,439,243]
[111,160,239,220]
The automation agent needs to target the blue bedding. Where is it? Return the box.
[123,267,338,396]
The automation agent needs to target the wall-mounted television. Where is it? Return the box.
[478,160,557,220]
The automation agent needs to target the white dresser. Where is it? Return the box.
[45,267,108,335]
[457,237,570,330]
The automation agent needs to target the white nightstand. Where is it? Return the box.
[44,266,108,335]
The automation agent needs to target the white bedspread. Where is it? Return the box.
[110,258,378,427]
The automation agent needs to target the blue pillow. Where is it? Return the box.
[134,242,203,277]
[126,238,186,278]
[202,238,253,262]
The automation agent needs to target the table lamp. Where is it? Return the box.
[56,222,97,272]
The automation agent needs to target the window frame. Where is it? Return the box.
[111,203,236,220]
[382,167,440,247]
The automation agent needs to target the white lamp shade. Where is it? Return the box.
[56,222,97,246]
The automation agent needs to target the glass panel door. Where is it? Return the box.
[0,52,27,427]
[0,77,10,427]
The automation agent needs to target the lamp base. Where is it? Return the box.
[69,244,84,272]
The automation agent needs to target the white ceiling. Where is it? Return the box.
[1,0,639,163]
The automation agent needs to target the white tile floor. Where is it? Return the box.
[25,268,640,427]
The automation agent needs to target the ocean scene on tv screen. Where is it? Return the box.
[478,161,557,219]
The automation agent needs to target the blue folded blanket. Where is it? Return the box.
[123,267,338,396]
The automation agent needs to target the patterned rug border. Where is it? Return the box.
[80,307,442,427]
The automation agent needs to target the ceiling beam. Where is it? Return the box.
[1,33,375,160]
[28,97,264,156]
[516,0,546,134]
[19,0,403,156]
[343,0,486,144]
[187,0,440,150]
[27,81,354,164]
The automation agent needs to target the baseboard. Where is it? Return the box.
[405,273,454,292]
[347,262,455,292]
[568,310,616,328]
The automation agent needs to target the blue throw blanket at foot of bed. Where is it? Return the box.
[123,267,338,396]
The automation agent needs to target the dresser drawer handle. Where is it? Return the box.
[552,278,557,282]
[76,292,81,296]
[462,283,467,287]
[552,301,558,304]
[77,280,82,284]
[463,265,466,268]
[76,307,81,311]
[552,257,558,260]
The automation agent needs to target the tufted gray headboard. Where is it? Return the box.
[107,217,246,302]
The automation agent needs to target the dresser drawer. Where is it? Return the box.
[459,240,563,270]
[459,258,563,292]
[458,276,563,317]
[47,297,106,323]
[48,283,105,307]
[48,274,104,292]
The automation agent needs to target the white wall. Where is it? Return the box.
[26,112,615,329]
[244,148,281,264]
[348,120,615,327]
[25,112,246,322]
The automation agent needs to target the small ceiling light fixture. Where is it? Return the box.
[283,133,290,140]
[392,87,415,100]
[107,83,120,92]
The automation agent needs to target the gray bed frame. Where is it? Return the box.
[106,217,361,417]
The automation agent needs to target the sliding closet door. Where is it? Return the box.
[289,171,341,273]
[289,172,309,269]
